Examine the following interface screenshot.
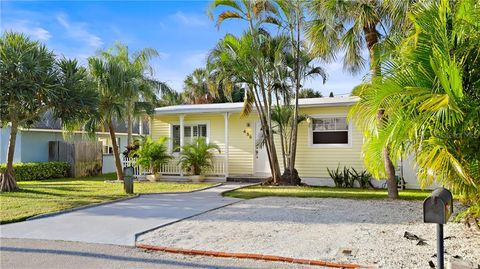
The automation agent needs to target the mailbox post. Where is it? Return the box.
[423,187,453,269]
[123,167,134,194]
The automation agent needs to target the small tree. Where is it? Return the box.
[86,56,127,181]
[0,32,97,192]
[178,138,220,176]
[135,137,172,174]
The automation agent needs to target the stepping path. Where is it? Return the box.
[0,183,248,246]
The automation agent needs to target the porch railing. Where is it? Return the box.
[121,155,227,177]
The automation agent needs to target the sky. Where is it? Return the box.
[1,0,367,96]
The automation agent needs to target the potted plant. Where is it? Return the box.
[134,137,172,182]
[178,138,220,182]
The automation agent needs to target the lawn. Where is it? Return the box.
[224,185,432,200]
[0,173,214,224]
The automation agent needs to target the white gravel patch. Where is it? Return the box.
[138,197,480,268]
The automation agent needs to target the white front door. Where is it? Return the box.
[254,121,271,175]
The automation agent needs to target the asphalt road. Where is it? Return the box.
[0,238,319,269]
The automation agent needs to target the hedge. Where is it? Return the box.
[0,162,70,181]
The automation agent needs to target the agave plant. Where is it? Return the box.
[327,166,344,187]
[178,138,221,175]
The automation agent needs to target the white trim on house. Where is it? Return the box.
[168,120,211,154]
[307,114,353,148]
[154,96,359,115]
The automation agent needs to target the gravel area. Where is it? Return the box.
[138,197,480,269]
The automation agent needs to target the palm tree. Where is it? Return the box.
[207,30,286,182]
[178,138,221,176]
[209,0,290,183]
[307,0,413,198]
[350,0,480,209]
[86,56,127,181]
[101,43,170,146]
[183,68,215,104]
[158,87,184,106]
[0,32,97,192]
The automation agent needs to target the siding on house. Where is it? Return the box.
[293,106,364,178]
[151,105,364,178]
[151,113,256,175]
[0,128,130,174]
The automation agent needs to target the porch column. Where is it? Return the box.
[179,114,185,177]
[224,112,229,177]
[138,116,143,135]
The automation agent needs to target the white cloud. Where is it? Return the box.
[171,11,208,27]
[2,20,52,41]
[182,51,208,69]
[56,13,103,47]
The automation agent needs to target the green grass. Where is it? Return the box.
[0,173,214,224]
[224,185,432,200]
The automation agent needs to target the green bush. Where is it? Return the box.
[0,162,70,181]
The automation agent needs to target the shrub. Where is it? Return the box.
[327,166,373,188]
[178,138,220,175]
[327,166,344,187]
[135,137,172,173]
[349,168,373,189]
[0,162,70,181]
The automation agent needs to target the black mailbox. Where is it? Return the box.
[423,187,453,224]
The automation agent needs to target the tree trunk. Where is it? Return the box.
[127,111,133,146]
[1,122,19,192]
[383,146,399,199]
[108,121,124,181]
[365,24,399,198]
[285,8,302,186]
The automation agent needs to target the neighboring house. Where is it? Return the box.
[151,96,424,189]
[0,112,149,174]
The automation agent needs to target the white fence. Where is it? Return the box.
[122,155,227,177]
[121,156,150,177]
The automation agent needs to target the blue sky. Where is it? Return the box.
[1,0,366,96]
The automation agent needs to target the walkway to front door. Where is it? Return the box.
[0,183,250,246]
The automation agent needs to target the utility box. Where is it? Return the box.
[124,167,134,194]
[423,187,453,224]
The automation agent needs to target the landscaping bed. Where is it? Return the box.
[137,197,480,269]
[0,173,214,224]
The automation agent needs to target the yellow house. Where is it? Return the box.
[150,96,420,187]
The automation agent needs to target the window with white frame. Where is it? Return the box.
[311,117,349,145]
[172,124,207,152]
[98,137,121,155]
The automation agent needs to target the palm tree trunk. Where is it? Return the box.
[286,9,302,185]
[108,121,124,181]
[1,121,19,192]
[275,91,287,169]
[365,24,398,199]
[127,111,133,146]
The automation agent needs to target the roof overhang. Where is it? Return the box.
[154,96,359,115]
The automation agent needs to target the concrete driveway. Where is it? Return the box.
[0,183,247,246]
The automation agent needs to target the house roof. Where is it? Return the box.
[27,111,150,134]
[154,96,359,115]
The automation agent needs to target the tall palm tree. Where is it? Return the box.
[207,30,285,182]
[0,32,97,192]
[86,56,127,181]
[209,0,287,183]
[350,0,480,207]
[307,0,413,198]
[101,43,170,146]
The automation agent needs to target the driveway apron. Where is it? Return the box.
[0,183,247,246]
